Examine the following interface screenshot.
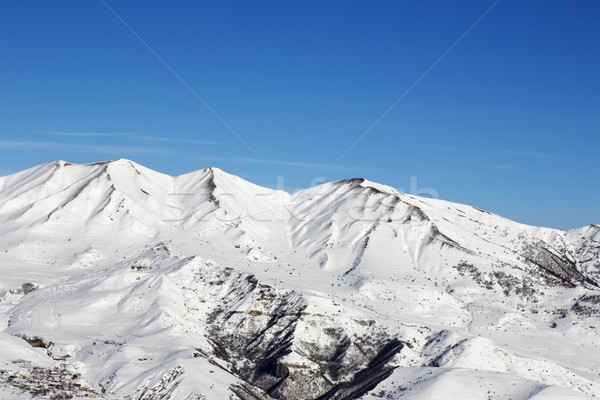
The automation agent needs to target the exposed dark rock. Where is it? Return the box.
[197,262,404,400]
[230,383,276,400]
[313,339,403,400]
[523,244,598,288]
[21,282,37,295]
[453,262,538,298]
[401,205,430,224]
[572,294,600,317]
[16,334,53,349]
[0,366,94,398]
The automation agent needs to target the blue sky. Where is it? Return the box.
[0,1,598,230]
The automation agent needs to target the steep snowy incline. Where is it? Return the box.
[2,243,414,399]
[283,177,596,291]
[0,159,599,399]
[0,159,594,285]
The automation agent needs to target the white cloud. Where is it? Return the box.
[0,141,171,156]
[40,130,133,137]
[40,131,223,145]
[130,136,223,145]
[190,155,374,171]
[440,145,562,160]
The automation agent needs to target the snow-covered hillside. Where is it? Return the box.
[0,159,598,399]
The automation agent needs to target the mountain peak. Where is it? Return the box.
[0,159,599,399]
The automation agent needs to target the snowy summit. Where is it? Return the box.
[0,159,598,399]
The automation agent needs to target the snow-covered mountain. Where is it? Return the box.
[0,159,598,399]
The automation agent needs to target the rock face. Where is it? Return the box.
[0,160,598,399]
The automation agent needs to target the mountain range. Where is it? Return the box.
[0,159,598,399]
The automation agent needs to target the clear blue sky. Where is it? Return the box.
[0,1,598,230]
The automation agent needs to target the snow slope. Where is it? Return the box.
[0,159,598,399]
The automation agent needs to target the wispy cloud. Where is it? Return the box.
[40,130,134,137]
[130,136,223,145]
[440,146,563,161]
[502,150,560,160]
[0,141,171,156]
[41,130,223,145]
[190,155,374,171]
[491,164,518,170]
[238,157,350,169]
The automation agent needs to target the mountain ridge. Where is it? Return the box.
[0,159,598,399]
[1,158,593,231]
